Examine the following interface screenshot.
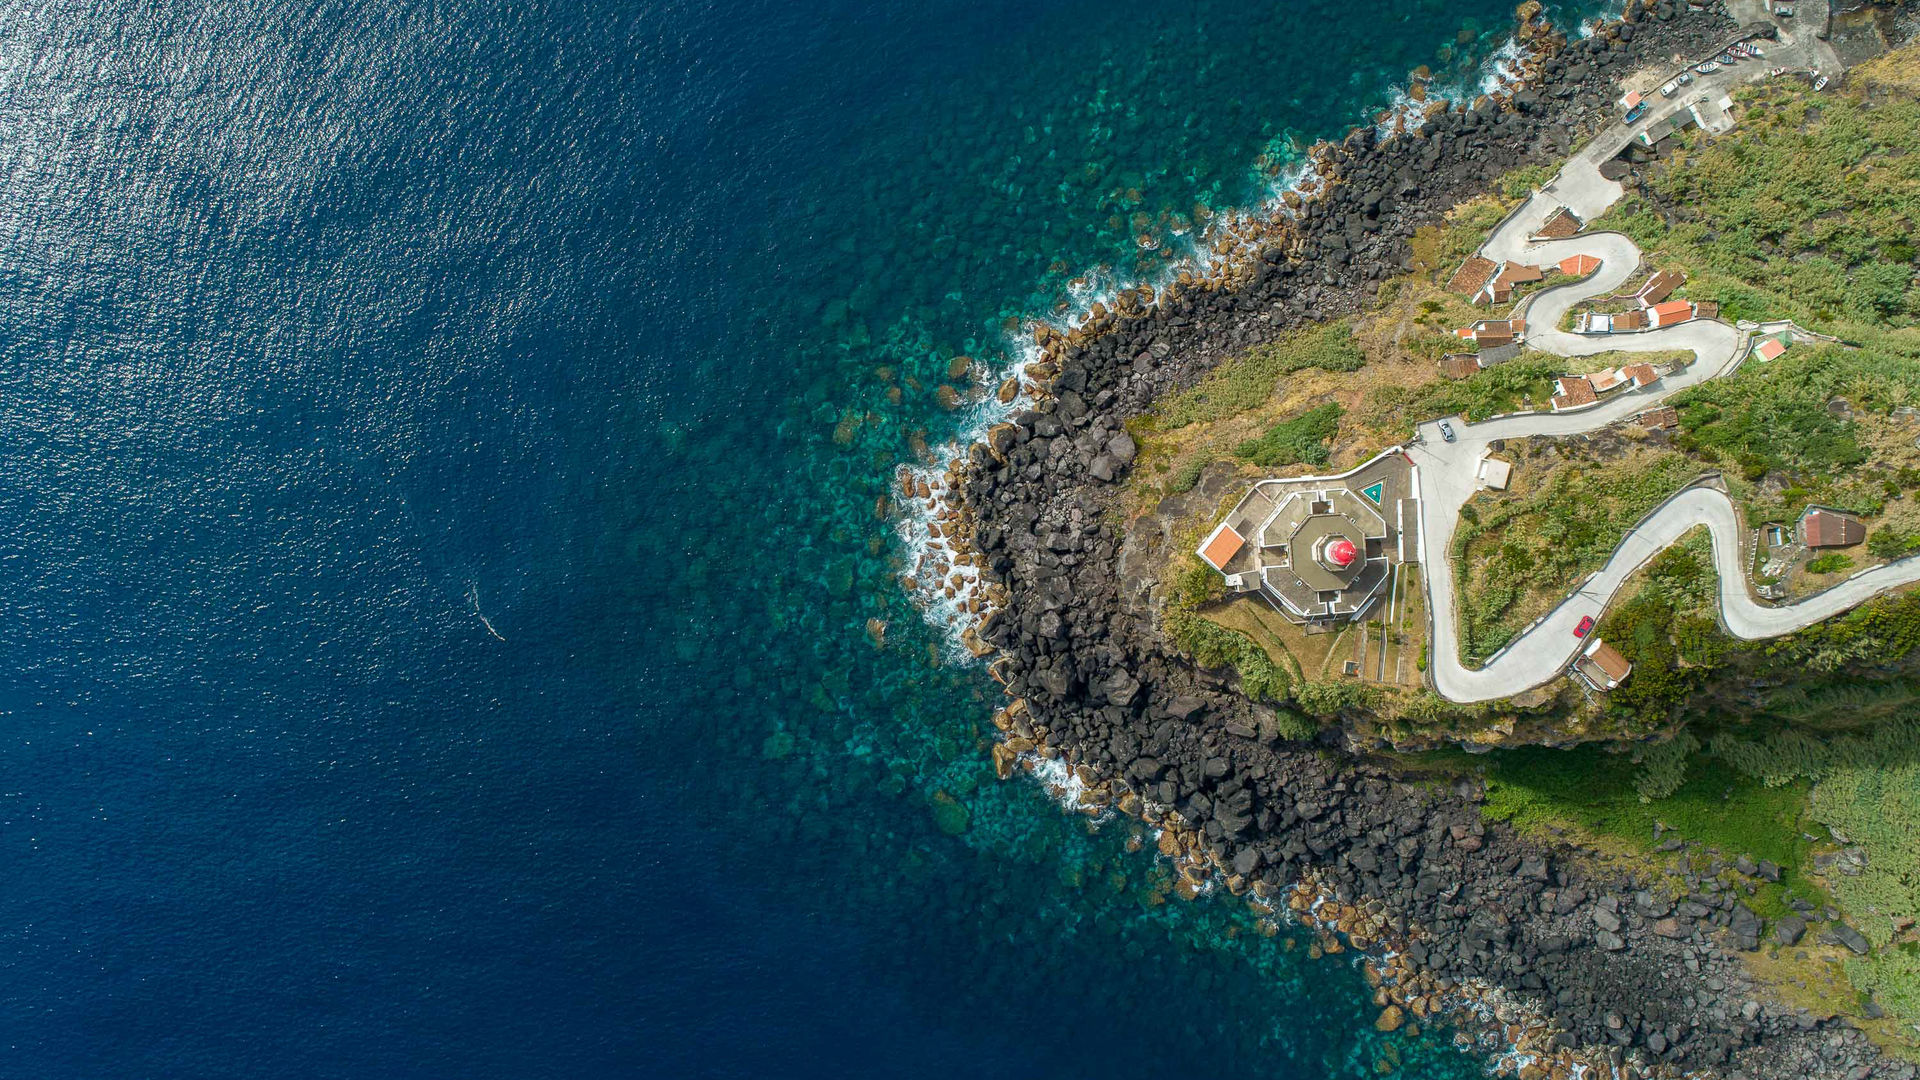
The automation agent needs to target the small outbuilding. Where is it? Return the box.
[1636,406,1679,432]
[1637,269,1686,306]
[1536,208,1584,241]
[1477,456,1512,491]
[1559,253,1601,277]
[1575,639,1633,691]
[1447,256,1500,297]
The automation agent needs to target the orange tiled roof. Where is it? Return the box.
[1200,525,1246,570]
[1558,253,1600,277]
[1650,300,1693,326]
[1624,363,1657,386]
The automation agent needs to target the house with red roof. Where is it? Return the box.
[1648,300,1694,328]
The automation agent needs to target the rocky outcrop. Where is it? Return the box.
[947,4,1916,1079]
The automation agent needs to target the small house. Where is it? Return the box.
[1754,336,1788,362]
[1799,507,1866,549]
[1439,355,1481,380]
[1477,456,1512,490]
[1456,318,1525,346]
[1574,639,1633,691]
[1612,309,1648,331]
[1649,300,1694,328]
[1624,363,1658,388]
[1693,300,1720,321]
[1587,367,1627,394]
[1477,261,1544,306]
[1551,376,1598,412]
[1198,523,1248,571]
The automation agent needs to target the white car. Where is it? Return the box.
[1660,79,1680,97]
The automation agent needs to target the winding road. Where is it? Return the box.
[1413,30,1920,703]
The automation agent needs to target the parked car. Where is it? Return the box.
[1677,71,1695,86]
[1574,615,1595,639]
[1659,79,1680,97]
[1774,4,1794,18]
[1623,102,1648,124]
[1438,420,1456,443]
[1814,73,1830,91]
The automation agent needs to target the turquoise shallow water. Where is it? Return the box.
[0,0,1596,1074]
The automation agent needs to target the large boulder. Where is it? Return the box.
[1773,915,1807,946]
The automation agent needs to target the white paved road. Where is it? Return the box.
[1415,34,1920,703]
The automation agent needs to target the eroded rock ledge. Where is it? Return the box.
[953,4,1913,1078]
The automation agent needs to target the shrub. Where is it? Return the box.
[1167,455,1211,495]
[1806,552,1855,575]
[1293,679,1381,718]
[1233,403,1343,468]
[1869,526,1920,560]
[1634,732,1700,802]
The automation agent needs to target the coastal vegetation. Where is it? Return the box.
[1155,321,1365,429]
[1454,451,1701,661]
[1233,402,1343,467]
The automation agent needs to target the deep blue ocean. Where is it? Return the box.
[0,1,1595,1076]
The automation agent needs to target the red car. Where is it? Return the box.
[1574,615,1595,639]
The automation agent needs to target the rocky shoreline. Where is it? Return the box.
[947,3,1916,1078]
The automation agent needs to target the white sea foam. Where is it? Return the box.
[1477,36,1528,97]
[1023,752,1118,823]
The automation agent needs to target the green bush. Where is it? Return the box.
[1672,345,1870,480]
[1634,732,1701,802]
[1806,551,1855,575]
[1769,590,1920,672]
[1869,526,1920,560]
[1167,455,1211,495]
[1233,403,1343,468]
[1293,679,1381,718]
